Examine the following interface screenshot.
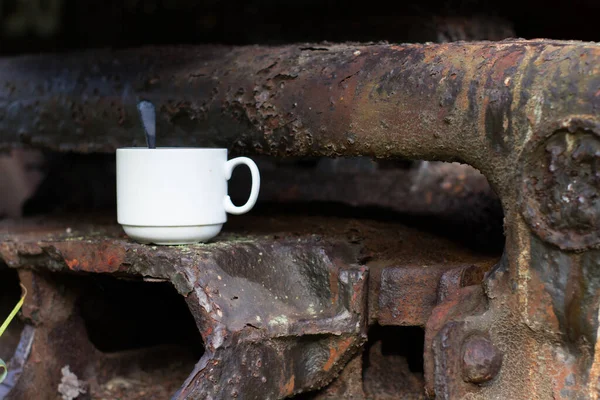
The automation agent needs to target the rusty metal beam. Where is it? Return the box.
[0,41,597,187]
[0,214,496,399]
[0,215,369,399]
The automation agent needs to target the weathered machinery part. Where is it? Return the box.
[0,39,598,398]
[0,215,369,399]
[0,214,498,399]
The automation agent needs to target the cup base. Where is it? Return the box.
[121,224,223,245]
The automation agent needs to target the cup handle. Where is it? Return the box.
[223,157,261,215]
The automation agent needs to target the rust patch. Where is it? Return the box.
[51,241,127,273]
[483,46,525,155]
[461,335,503,383]
[377,266,445,326]
[281,375,295,396]
[521,116,600,250]
[374,264,488,327]
[323,337,354,372]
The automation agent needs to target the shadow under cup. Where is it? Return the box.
[116,148,259,245]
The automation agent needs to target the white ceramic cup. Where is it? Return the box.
[116,148,260,245]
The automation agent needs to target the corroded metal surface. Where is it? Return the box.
[520,117,600,250]
[424,285,487,398]
[369,264,487,327]
[0,214,497,399]
[0,215,369,399]
[0,39,599,399]
[461,335,503,384]
[0,41,597,182]
[5,269,197,400]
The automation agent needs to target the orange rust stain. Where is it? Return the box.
[53,240,126,273]
[421,43,450,64]
[107,255,119,267]
[551,359,579,399]
[281,375,295,395]
[526,275,561,333]
[490,49,525,82]
[323,337,354,372]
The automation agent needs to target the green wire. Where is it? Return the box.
[0,284,27,384]
[0,358,6,384]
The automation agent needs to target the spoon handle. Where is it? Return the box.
[137,100,156,149]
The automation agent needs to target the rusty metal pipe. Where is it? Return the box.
[0,41,598,194]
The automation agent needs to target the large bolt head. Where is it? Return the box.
[462,335,503,384]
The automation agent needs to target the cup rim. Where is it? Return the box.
[117,147,227,152]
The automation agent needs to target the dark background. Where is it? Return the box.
[0,0,597,55]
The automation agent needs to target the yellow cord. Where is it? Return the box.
[0,284,27,384]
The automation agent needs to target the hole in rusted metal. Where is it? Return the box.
[0,266,24,363]
[230,157,505,254]
[79,276,203,357]
[363,325,426,398]
[366,325,425,373]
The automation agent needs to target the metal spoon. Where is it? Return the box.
[137,100,156,149]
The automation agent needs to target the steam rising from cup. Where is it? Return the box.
[137,100,156,149]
